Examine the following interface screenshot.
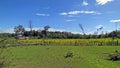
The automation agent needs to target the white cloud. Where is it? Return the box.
[96,24,104,29]
[81,11,95,14]
[0,28,14,33]
[36,13,50,16]
[25,28,40,31]
[48,28,66,32]
[49,28,82,34]
[60,10,101,16]
[68,11,81,15]
[96,0,113,5]
[82,0,89,6]
[26,27,66,32]
[72,32,81,34]
[110,19,120,23]
[59,12,68,15]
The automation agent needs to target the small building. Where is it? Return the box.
[15,35,29,40]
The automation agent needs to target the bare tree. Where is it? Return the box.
[29,20,33,32]
[79,24,85,35]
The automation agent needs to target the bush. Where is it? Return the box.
[108,50,120,61]
[64,51,73,58]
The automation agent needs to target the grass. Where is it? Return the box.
[1,45,120,68]
[2,38,120,46]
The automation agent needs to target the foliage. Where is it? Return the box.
[14,25,25,36]
[44,25,50,31]
[64,51,73,58]
[108,50,120,61]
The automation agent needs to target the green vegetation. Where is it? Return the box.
[0,46,120,68]
[0,47,14,68]
[108,50,120,61]
[0,38,120,47]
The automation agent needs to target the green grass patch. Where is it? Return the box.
[1,46,120,68]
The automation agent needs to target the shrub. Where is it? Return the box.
[108,50,120,61]
[64,51,73,58]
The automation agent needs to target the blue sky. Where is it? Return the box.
[0,0,120,34]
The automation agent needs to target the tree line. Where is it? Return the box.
[0,25,120,39]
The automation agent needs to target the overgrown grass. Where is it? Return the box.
[0,47,14,68]
[1,45,120,68]
[1,38,120,46]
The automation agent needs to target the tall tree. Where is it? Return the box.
[44,25,50,31]
[14,25,25,36]
[42,25,50,37]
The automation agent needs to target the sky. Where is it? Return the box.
[0,0,120,34]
